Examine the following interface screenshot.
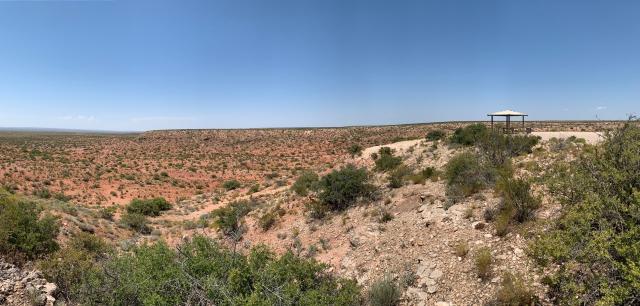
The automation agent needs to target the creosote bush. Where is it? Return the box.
[348,144,363,157]
[317,164,374,212]
[444,152,495,203]
[426,129,446,141]
[530,121,640,305]
[0,190,59,261]
[120,212,151,234]
[210,199,255,237]
[126,197,171,216]
[291,171,319,196]
[222,179,241,191]
[450,123,488,146]
[374,147,402,172]
[39,235,361,305]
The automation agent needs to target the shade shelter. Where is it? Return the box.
[487,110,528,133]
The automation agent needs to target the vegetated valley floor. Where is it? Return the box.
[0,121,621,305]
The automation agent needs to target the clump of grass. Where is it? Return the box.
[368,275,401,306]
[491,272,539,306]
[455,241,469,257]
[475,247,492,280]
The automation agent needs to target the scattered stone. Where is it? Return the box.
[472,221,486,230]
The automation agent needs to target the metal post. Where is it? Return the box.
[491,116,494,129]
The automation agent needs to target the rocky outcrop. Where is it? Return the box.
[0,260,57,306]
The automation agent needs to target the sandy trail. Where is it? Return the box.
[158,186,289,222]
[531,131,603,144]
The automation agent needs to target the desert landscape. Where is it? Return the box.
[1,119,637,305]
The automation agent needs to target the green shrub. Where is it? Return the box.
[477,130,539,167]
[444,152,495,202]
[530,121,640,305]
[0,191,59,260]
[490,272,539,306]
[223,179,242,190]
[348,144,363,157]
[99,206,117,220]
[475,247,492,280]
[426,129,446,141]
[387,165,411,188]
[120,212,151,234]
[45,235,361,305]
[291,171,319,196]
[318,164,374,211]
[126,197,171,216]
[495,177,540,223]
[374,147,402,172]
[368,276,400,306]
[450,124,487,146]
[38,233,110,302]
[210,200,254,237]
[258,211,277,231]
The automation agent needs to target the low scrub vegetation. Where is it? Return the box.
[426,129,446,141]
[489,272,539,306]
[210,200,255,237]
[39,235,361,305]
[368,275,400,306]
[317,164,374,212]
[222,179,242,191]
[530,121,640,305]
[120,212,151,234]
[475,247,492,281]
[0,190,59,261]
[450,123,488,146]
[444,152,495,203]
[126,197,171,216]
[291,171,319,196]
[374,147,402,172]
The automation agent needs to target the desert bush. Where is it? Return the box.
[348,144,363,157]
[490,272,539,306]
[387,165,411,189]
[38,233,110,302]
[120,212,151,234]
[426,129,446,141]
[210,200,254,237]
[374,147,402,172]
[222,179,241,190]
[444,152,495,202]
[318,164,374,211]
[41,235,361,305]
[530,121,640,305]
[0,190,59,260]
[477,130,539,167]
[99,206,117,220]
[258,211,277,231]
[450,123,487,146]
[126,197,171,216]
[306,200,329,219]
[495,177,540,223]
[291,171,319,196]
[368,275,400,306]
[475,247,492,280]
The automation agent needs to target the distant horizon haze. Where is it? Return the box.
[1,0,638,130]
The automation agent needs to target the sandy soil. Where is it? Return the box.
[531,131,603,144]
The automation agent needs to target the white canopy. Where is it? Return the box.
[487,109,527,116]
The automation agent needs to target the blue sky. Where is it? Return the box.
[0,0,639,131]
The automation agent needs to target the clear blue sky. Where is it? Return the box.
[0,0,638,131]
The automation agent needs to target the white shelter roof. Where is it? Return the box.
[487,109,527,116]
